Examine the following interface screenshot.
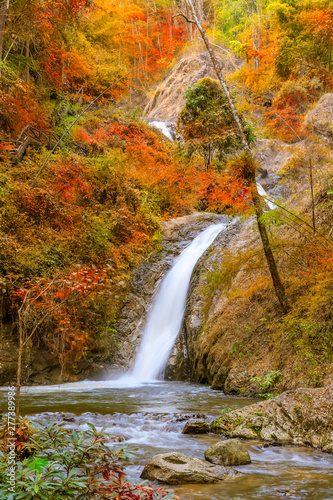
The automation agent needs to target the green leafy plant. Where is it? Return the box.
[220,407,232,416]
[251,370,282,392]
[0,419,174,499]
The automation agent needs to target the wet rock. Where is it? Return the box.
[108,435,125,443]
[204,439,251,466]
[140,451,237,484]
[305,93,333,141]
[182,418,210,434]
[174,413,207,422]
[277,488,307,499]
[211,366,230,390]
[211,385,333,452]
[61,413,76,422]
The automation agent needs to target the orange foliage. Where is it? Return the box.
[0,85,48,136]
[11,267,111,364]
[76,121,253,217]
[13,185,80,232]
[300,8,333,46]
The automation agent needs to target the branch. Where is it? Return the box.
[173,12,196,24]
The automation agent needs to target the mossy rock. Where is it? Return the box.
[182,418,210,434]
[205,439,251,466]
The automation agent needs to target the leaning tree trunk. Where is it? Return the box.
[184,0,290,314]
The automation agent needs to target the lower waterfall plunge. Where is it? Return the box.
[131,223,226,381]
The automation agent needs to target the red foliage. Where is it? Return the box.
[0,85,48,136]
[51,160,92,203]
[11,267,111,363]
[263,87,312,141]
[13,185,78,231]
[95,466,173,499]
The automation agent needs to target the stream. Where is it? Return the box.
[14,380,333,500]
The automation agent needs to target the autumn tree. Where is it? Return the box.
[178,77,255,169]
[11,268,110,419]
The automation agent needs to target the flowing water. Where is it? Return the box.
[149,121,173,140]
[10,380,333,500]
[132,223,226,380]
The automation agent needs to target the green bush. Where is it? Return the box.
[0,419,175,499]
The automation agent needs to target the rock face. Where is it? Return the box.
[140,452,237,484]
[182,419,210,434]
[144,50,240,122]
[305,93,333,141]
[211,386,333,452]
[204,439,251,466]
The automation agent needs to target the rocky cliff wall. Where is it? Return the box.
[144,48,240,123]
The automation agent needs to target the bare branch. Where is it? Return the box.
[173,12,196,24]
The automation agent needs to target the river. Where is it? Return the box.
[16,379,333,500]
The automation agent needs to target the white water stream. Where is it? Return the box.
[131,223,226,380]
[149,120,173,140]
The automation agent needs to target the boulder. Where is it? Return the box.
[211,385,333,452]
[182,418,210,434]
[305,93,333,140]
[140,452,237,484]
[204,439,251,466]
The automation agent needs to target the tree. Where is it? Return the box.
[0,0,9,61]
[179,0,290,314]
[11,267,110,419]
[178,77,255,169]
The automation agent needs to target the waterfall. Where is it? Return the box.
[257,183,277,210]
[149,121,173,140]
[132,223,226,381]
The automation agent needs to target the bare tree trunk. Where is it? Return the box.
[309,156,316,233]
[184,0,290,314]
[26,39,30,83]
[0,0,9,60]
[16,323,23,421]
[253,1,260,70]
[185,0,249,150]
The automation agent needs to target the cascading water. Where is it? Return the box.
[131,223,226,381]
[149,121,173,140]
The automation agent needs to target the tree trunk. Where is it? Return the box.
[250,170,290,314]
[184,0,290,314]
[26,39,30,83]
[0,0,9,60]
[16,331,23,421]
[185,0,249,151]
[309,156,316,233]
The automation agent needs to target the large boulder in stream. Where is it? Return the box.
[211,385,333,452]
[205,439,251,466]
[140,452,238,484]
